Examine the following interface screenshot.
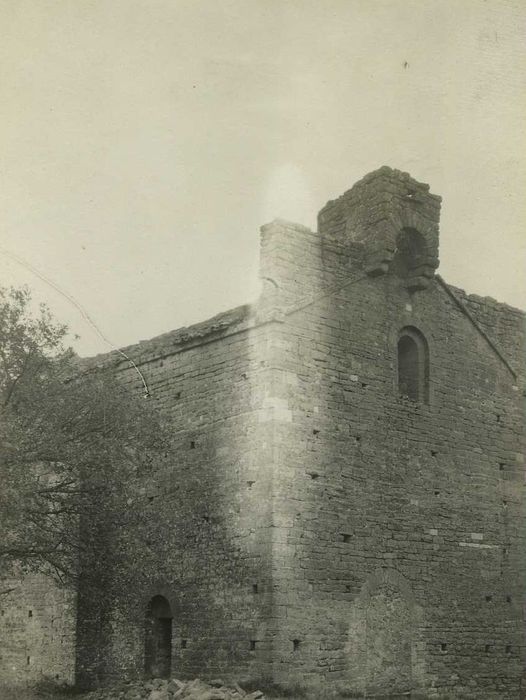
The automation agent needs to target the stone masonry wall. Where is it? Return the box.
[0,572,76,686]
[254,169,525,698]
[75,306,281,688]
[78,167,524,697]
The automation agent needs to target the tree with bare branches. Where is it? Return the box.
[0,285,168,588]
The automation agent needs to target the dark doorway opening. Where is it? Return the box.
[145,595,173,678]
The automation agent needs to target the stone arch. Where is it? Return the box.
[392,227,428,279]
[360,566,416,602]
[391,204,439,260]
[361,213,439,289]
[144,595,173,679]
[344,569,425,697]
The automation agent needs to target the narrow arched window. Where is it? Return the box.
[397,327,429,403]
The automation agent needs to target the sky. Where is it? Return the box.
[1,0,525,357]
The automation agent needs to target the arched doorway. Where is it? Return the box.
[365,582,413,694]
[345,569,425,696]
[145,595,173,678]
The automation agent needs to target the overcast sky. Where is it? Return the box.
[1,0,525,357]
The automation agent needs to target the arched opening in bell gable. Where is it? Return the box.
[391,227,428,279]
